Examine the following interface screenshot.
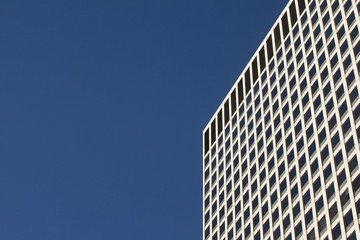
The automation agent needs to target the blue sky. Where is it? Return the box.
[0,0,287,239]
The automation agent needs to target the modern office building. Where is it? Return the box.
[202,0,360,239]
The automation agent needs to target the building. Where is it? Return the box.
[202,0,360,239]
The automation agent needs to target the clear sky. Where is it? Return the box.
[0,0,288,239]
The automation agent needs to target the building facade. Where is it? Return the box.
[202,0,360,239]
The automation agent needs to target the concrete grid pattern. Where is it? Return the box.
[202,0,360,239]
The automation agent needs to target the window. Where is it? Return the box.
[305,38,312,52]
[263,219,269,236]
[270,173,276,189]
[297,137,304,153]
[351,22,359,41]
[303,25,310,38]
[262,202,269,217]
[341,189,350,208]
[345,136,355,155]
[273,226,280,240]
[272,207,279,223]
[344,210,354,229]
[323,82,331,99]
[328,114,337,132]
[313,177,321,195]
[301,171,308,187]
[302,92,309,107]
[306,124,314,141]
[311,158,319,176]
[326,98,334,115]
[260,167,266,183]
[316,39,323,53]
[261,185,267,199]
[295,221,302,238]
[316,196,324,214]
[304,108,312,124]
[318,128,326,146]
[313,95,321,111]
[324,164,332,182]
[267,35,274,61]
[326,183,335,201]
[290,166,296,183]
[349,155,359,175]
[291,184,298,201]
[303,189,311,208]
[282,196,289,213]
[280,178,287,194]
[293,202,300,219]
[332,223,341,240]
[305,209,313,226]
[353,175,360,193]
[318,215,327,234]
[321,145,329,163]
[313,25,321,40]
[316,111,324,128]
[320,67,329,82]
[245,68,251,93]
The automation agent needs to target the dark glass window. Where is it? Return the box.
[326,183,335,201]
[324,164,332,182]
[316,196,324,214]
[263,219,269,236]
[346,136,355,155]
[259,169,266,185]
[318,128,326,146]
[304,108,312,124]
[311,158,319,176]
[305,209,313,226]
[295,221,302,237]
[352,175,360,193]
[303,189,311,207]
[303,25,310,38]
[326,98,334,115]
[342,118,351,136]
[344,210,354,229]
[297,137,304,154]
[305,38,312,52]
[306,124,314,141]
[323,82,331,98]
[289,1,298,26]
[262,201,269,217]
[271,190,278,206]
[293,202,300,219]
[302,92,309,107]
[245,68,251,93]
[321,145,329,163]
[301,171,308,187]
[282,196,289,213]
[291,183,299,201]
[267,35,274,61]
[341,189,350,208]
[270,173,276,189]
[272,207,279,223]
[290,166,296,182]
[313,95,321,111]
[309,65,317,79]
[332,223,341,240]
[316,111,324,128]
[318,215,327,233]
[252,58,258,82]
[313,177,321,194]
[313,25,321,40]
[320,67,329,82]
[259,47,266,72]
[349,155,359,175]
